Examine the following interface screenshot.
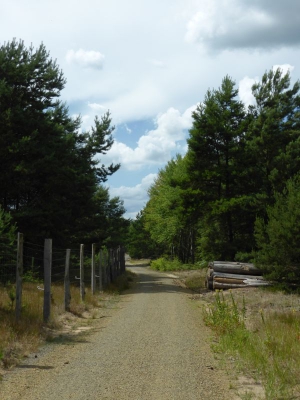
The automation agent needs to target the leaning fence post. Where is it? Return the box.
[80,244,85,301]
[64,249,71,312]
[91,243,96,295]
[43,238,52,323]
[15,233,23,321]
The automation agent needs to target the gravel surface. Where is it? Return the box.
[0,266,238,400]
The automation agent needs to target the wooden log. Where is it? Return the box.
[213,280,270,290]
[206,277,213,290]
[214,277,246,285]
[213,281,247,290]
[212,271,266,281]
[206,268,214,277]
[243,279,270,286]
[212,263,262,276]
[214,276,268,285]
[213,261,257,268]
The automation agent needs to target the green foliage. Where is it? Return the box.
[203,290,246,335]
[150,257,195,271]
[22,269,40,283]
[143,68,300,284]
[254,174,300,283]
[0,206,16,241]
[126,211,158,259]
[144,155,196,263]
[74,186,128,248]
[0,39,122,247]
[247,68,300,214]
[186,76,255,260]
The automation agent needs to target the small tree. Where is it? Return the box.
[0,206,16,243]
[0,206,17,283]
[255,174,300,283]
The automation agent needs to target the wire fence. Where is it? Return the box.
[0,233,126,322]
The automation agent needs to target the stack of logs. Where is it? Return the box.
[206,261,269,290]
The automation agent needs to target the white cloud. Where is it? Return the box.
[99,81,167,124]
[88,102,107,112]
[185,2,225,44]
[65,49,105,69]
[239,76,258,108]
[109,173,157,219]
[102,105,196,171]
[273,64,295,75]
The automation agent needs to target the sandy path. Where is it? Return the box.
[0,266,235,400]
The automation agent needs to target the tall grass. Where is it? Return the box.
[203,290,300,399]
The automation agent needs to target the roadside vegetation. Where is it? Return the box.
[150,257,199,272]
[203,287,300,399]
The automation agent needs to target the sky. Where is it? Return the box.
[1,0,300,218]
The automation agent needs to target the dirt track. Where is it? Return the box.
[0,265,237,400]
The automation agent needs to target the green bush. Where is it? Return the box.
[150,257,195,271]
[255,174,300,283]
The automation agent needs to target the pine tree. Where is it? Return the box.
[0,39,120,245]
[186,76,250,260]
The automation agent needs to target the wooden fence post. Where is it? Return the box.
[15,233,23,321]
[43,239,52,323]
[121,247,125,273]
[91,243,96,295]
[108,250,112,285]
[64,249,71,312]
[99,250,103,292]
[80,244,85,301]
[117,246,121,277]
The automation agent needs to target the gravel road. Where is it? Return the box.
[0,265,237,400]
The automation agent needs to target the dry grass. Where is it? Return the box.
[0,283,44,369]
[0,271,134,372]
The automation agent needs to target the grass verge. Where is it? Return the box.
[203,289,300,399]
